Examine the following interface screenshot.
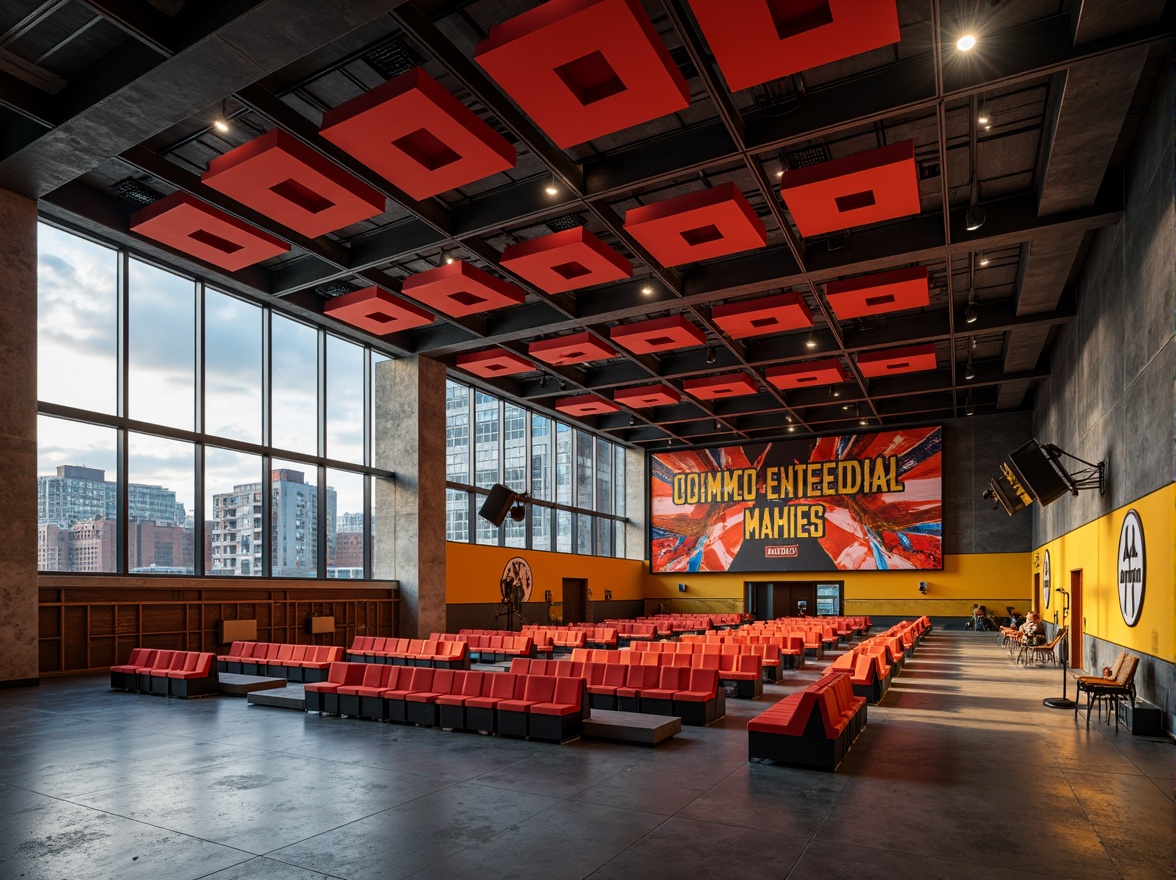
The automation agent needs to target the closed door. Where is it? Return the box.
[563,578,587,624]
[1070,570,1083,670]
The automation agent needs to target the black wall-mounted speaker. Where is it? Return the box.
[988,475,1028,516]
[1008,440,1071,505]
[478,483,515,527]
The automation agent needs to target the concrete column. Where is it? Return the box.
[624,447,646,561]
[372,355,446,638]
[0,188,39,686]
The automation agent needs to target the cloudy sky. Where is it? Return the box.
[37,223,366,518]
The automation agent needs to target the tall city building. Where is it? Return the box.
[210,469,336,577]
[38,465,185,526]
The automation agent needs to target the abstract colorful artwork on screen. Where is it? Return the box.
[650,427,942,572]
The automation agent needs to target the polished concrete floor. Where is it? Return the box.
[1,631,1171,880]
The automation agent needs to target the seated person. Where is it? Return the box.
[1005,606,1026,628]
[1019,612,1047,645]
[976,605,998,631]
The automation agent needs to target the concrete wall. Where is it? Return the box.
[942,412,1035,555]
[1032,60,1175,730]
[0,188,39,687]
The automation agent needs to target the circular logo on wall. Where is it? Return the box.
[500,556,533,604]
[1042,549,1051,609]
[1117,510,1145,627]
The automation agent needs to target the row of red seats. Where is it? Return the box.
[349,636,468,668]
[111,648,218,698]
[305,662,585,742]
[513,657,724,725]
[436,632,535,662]
[679,632,806,674]
[629,641,770,693]
[525,624,618,648]
[747,672,867,771]
[600,620,657,640]
[218,641,343,682]
[568,647,761,695]
[517,627,586,654]
[828,642,893,704]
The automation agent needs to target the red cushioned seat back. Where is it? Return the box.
[488,635,502,650]
[262,643,280,660]
[325,661,351,683]
[553,660,574,677]
[670,653,691,668]
[384,665,406,689]
[276,644,294,660]
[342,663,369,686]
[422,640,439,657]
[196,653,214,675]
[553,676,582,709]
[696,653,720,671]
[814,687,843,738]
[483,672,515,699]
[737,654,759,675]
[125,647,146,666]
[225,643,241,658]
[523,675,556,703]
[136,649,158,668]
[688,667,717,693]
[152,651,175,670]
[407,667,435,691]
[289,645,307,661]
[658,665,687,690]
[853,654,875,683]
[359,664,385,688]
[376,665,395,688]
[461,670,484,696]
[180,652,201,673]
[431,669,455,693]
[701,643,721,656]
[600,664,626,687]
[509,658,529,674]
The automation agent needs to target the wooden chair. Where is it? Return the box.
[1074,654,1138,728]
[1017,626,1066,666]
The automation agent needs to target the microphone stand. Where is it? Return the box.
[1043,587,1075,709]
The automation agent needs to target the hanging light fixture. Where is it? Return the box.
[965,356,976,381]
[705,346,716,364]
[965,291,979,324]
[965,391,975,416]
[965,205,986,231]
[805,331,817,349]
[213,98,231,134]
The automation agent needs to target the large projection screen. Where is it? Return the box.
[649,427,943,572]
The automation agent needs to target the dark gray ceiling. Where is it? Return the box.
[4,0,1171,447]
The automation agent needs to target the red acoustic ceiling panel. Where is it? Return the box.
[624,183,767,266]
[499,227,631,294]
[825,266,929,320]
[401,261,525,317]
[323,286,434,335]
[780,140,920,237]
[684,373,759,399]
[474,0,689,148]
[456,348,534,378]
[857,343,937,378]
[613,384,681,407]
[202,129,385,238]
[555,395,620,416]
[687,0,901,92]
[130,192,289,271]
[765,359,847,389]
[712,292,813,339]
[320,68,516,201]
[529,332,616,366]
[610,315,706,354]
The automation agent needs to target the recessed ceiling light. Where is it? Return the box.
[957,34,977,51]
[977,103,990,126]
[788,425,795,433]
[977,251,989,266]
[444,254,455,264]
[859,418,868,426]
[213,118,230,134]
[641,285,653,295]
[544,175,558,196]
[805,331,817,349]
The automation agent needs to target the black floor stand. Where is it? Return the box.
[491,600,526,632]
[1043,631,1076,709]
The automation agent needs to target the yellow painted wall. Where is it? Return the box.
[1031,483,1174,663]
[642,552,1031,619]
[446,542,645,604]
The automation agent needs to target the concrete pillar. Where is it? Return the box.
[372,355,446,638]
[624,447,646,561]
[0,189,39,686]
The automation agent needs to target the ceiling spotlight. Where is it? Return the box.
[977,251,989,267]
[443,254,455,264]
[977,101,990,126]
[805,331,817,349]
[629,414,636,426]
[544,175,559,196]
[965,296,978,324]
[965,392,975,416]
[705,346,716,364]
[785,414,793,423]
[956,34,977,51]
[538,373,548,388]
[842,403,850,411]
[714,419,721,431]
[788,425,795,433]
[965,205,986,231]
[965,357,976,381]
[641,285,654,295]
[831,387,840,398]
[859,419,868,426]
[213,98,231,133]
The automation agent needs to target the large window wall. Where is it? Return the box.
[36,222,386,578]
[445,379,627,557]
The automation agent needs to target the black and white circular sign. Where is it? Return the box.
[501,556,533,604]
[1042,549,1051,609]
[1117,510,1145,627]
